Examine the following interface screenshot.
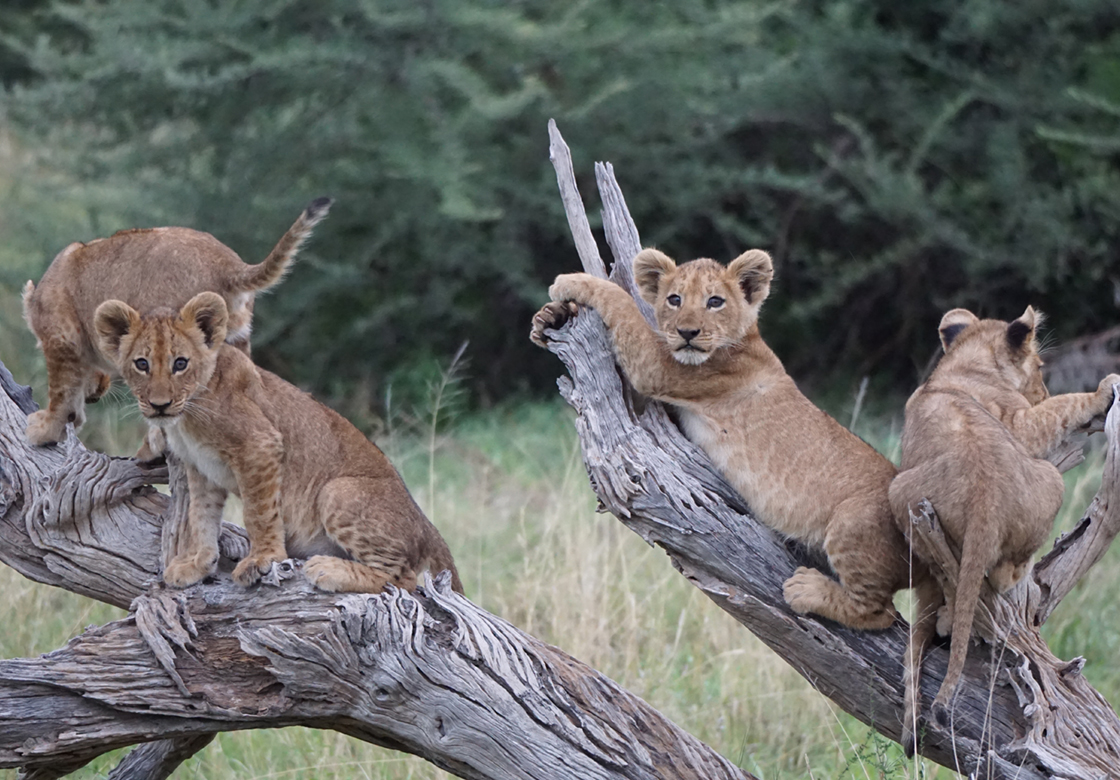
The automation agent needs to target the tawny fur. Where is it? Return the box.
[890,306,1120,727]
[22,198,331,447]
[93,293,462,595]
[532,249,928,636]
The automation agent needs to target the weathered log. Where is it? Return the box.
[0,360,752,779]
[540,121,1120,779]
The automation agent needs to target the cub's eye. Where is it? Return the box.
[134,358,150,373]
[707,296,725,309]
[172,357,189,373]
[667,294,682,307]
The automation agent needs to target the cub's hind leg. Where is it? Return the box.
[26,332,98,445]
[304,477,423,594]
[783,498,903,630]
[304,557,413,594]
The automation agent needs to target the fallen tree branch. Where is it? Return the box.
[540,120,1120,779]
[0,362,752,779]
[0,579,749,780]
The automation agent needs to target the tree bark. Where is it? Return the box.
[0,364,749,778]
[541,120,1120,779]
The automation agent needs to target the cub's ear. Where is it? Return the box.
[179,292,229,349]
[632,249,676,305]
[727,249,773,305]
[93,300,141,360]
[938,308,979,352]
[1007,305,1041,352]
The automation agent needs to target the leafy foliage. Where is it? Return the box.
[4,0,1120,405]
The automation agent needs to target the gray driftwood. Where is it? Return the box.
[0,369,751,778]
[541,119,1120,779]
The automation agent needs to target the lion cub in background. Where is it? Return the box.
[93,292,463,595]
[22,197,330,446]
[533,249,929,631]
[890,306,1119,720]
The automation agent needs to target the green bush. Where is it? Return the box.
[4,0,1120,406]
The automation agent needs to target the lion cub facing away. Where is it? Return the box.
[890,306,1119,717]
[23,197,331,447]
[533,249,926,631]
[93,292,462,594]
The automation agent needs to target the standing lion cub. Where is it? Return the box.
[890,306,1119,723]
[532,249,930,632]
[22,197,330,446]
[93,292,462,594]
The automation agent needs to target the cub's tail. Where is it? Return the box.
[230,196,333,293]
[21,280,34,322]
[932,523,990,720]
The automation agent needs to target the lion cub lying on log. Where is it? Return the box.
[532,248,926,631]
[890,306,1119,720]
[22,197,330,447]
[93,292,462,594]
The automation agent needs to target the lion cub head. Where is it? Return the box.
[936,305,1048,403]
[93,292,229,425]
[633,248,773,365]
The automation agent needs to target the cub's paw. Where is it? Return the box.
[85,371,112,403]
[530,301,579,347]
[988,559,1029,594]
[782,566,826,615]
[163,554,217,588]
[232,551,285,586]
[548,272,598,305]
[135,426,167,463]
[1097,374,1120,410]
[901,719,924,759]
[784,567,897,630]
[304,556,352,593]
[26,410,70,446]
[935,603,954,637]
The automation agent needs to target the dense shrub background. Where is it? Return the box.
[3,0,1120,406]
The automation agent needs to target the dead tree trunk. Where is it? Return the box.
[540,119,1120,779]
[0,367,750,778]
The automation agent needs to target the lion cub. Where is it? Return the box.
[93,292,462,594]
[533,249,926,631]
[22,197,330,446]
[890,306,1119,717]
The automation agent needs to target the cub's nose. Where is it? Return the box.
[677,328,700,342]
[150,401,171,414]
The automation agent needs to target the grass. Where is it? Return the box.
[0,306,1117,779]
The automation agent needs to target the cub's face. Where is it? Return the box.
[94,292,229,425]
[633,248,774,365]
[938,305,1049,404]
